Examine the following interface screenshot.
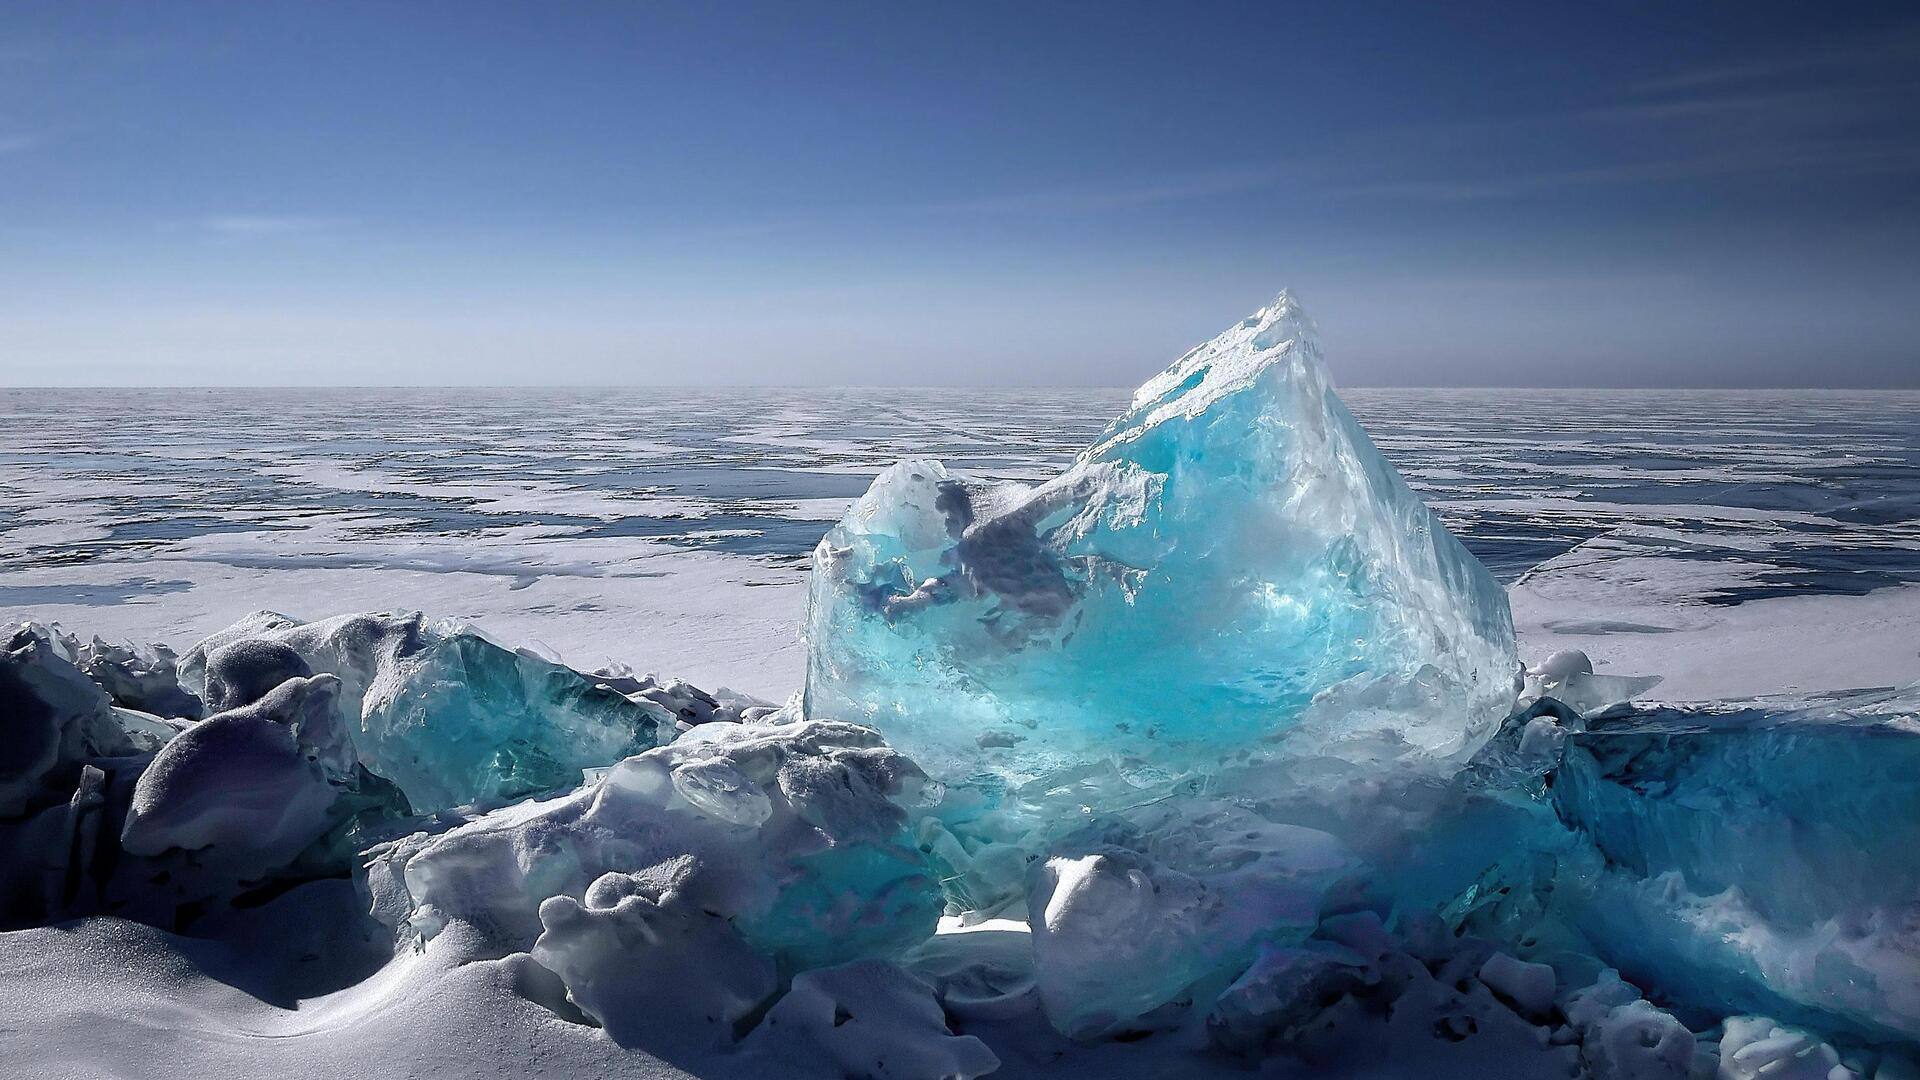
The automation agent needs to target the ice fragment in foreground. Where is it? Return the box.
[1581,998,1695,1080]
[532,869,778,1051]
[1519,648,1663,718]
[121,675,345,864]
[1027,801,1360,1037]
[38,626,203,719]
[0,626,147,816]
[1549,695,1920,1042]
[369,719,942,967]
[181,612,665,810]
[805,292,1516,795]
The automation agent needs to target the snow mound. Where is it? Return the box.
[368,718,943,967]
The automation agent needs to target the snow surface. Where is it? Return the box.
[1511,546,1920,702]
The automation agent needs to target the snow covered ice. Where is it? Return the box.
[3,293,1919,1080]
[368,717,942,965]
[181,610,671,811]
[805,292,1517,802]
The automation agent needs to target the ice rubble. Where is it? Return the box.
[1545,697,1920,1042]
[121,674,347,863]
[1025,803,1363,1038]
[179,610,671,810]
[805,292,1517,798]
[367,717,942,966]
[4,294,1919,1080]
[741,960,1001,1078]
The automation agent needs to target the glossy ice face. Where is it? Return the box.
[804,294,1518,796]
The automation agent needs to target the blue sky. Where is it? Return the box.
[2,2,1917,386]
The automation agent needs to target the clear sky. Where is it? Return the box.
[3,2,1917,387]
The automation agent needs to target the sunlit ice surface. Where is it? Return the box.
[804,293,1517,797]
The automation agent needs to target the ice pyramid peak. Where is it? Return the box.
[1239,287,1316,350]
[805,292,1516,804]
[1097,289,1324,459]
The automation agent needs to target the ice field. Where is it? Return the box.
[3,295,1919,1079]
[3,373,1916,705]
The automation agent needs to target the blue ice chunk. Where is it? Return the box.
[179,612,667,811]
[1557,703,1920,926]
[804,293,1516,800]
[1549,693,1920,1042]
[358,628,667,810]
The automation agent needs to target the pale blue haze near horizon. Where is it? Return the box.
[1,1,1917,388]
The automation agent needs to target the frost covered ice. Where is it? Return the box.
[805,292,1517,798]
[369,717,943,966]
[180,610,669,810]
[1025,803,1361,1037]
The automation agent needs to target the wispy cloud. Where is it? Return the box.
[1626,26,1920,95]
[1323,37,1920,206]
[648,167,1304,243]
[915,21,1920,217]
[1341,141,1920,203]
[0,132,33,154]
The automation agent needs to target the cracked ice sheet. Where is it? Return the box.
[254,462,722,521]
[1513,548,1920,703]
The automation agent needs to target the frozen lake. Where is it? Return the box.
[5,386,1918,701]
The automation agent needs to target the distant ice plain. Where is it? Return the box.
[3,386,1917,702]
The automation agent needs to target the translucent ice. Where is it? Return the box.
[1550,698,1920,1041]
[181,611,666,810]
[355,628,666,810]
[805,292,1516,798]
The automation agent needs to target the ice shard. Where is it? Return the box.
[805,292,1517,796]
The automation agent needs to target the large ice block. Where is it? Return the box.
[805,292,1516,794]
